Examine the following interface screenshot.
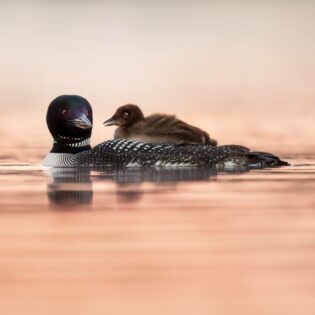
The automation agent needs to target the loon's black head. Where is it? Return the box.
[46,95,93,153]
[103,104,145,128]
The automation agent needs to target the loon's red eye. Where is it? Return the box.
[62,109,69,116]
[86,110,89,116]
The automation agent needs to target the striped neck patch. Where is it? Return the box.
[54,137,91,148]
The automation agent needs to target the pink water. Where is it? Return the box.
[0,141,314,315]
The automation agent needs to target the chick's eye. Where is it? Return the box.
[123,112,129,118]
[62,109,69,116]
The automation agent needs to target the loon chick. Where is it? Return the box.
[103,104,217,146]
[42,95,288,168]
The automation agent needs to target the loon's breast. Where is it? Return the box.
[42,153,78,167]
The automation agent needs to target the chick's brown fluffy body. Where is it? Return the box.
[104,104,217,146]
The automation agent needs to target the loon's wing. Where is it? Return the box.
[76,139,288,168]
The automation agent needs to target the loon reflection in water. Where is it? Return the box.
[47,167,93,208]
[47,164,255,208]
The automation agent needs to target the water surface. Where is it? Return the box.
[0,149,314,315]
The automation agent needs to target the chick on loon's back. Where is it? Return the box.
[103,104,218,146]
[42,95,288,168]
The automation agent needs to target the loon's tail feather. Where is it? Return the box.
[246,151,289,167]
[218,145,289,167]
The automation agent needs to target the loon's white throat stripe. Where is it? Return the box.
[54,138,91,148]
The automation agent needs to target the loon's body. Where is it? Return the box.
[42,95,288,168]
[103,104,218,146]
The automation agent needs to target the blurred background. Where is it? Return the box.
[1,3,315,314]
[0,0,314,157]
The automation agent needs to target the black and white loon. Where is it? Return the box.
[103,104,218,146]
[42,95,288,168]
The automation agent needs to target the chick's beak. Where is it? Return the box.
[103,117,116,126]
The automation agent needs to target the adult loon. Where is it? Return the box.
[103,104,218,146]
[42,95,288,168]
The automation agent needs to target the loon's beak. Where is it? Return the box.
[103,117,116,126]
[68,114,92,129]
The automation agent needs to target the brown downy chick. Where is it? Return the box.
[103,104,217,146]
